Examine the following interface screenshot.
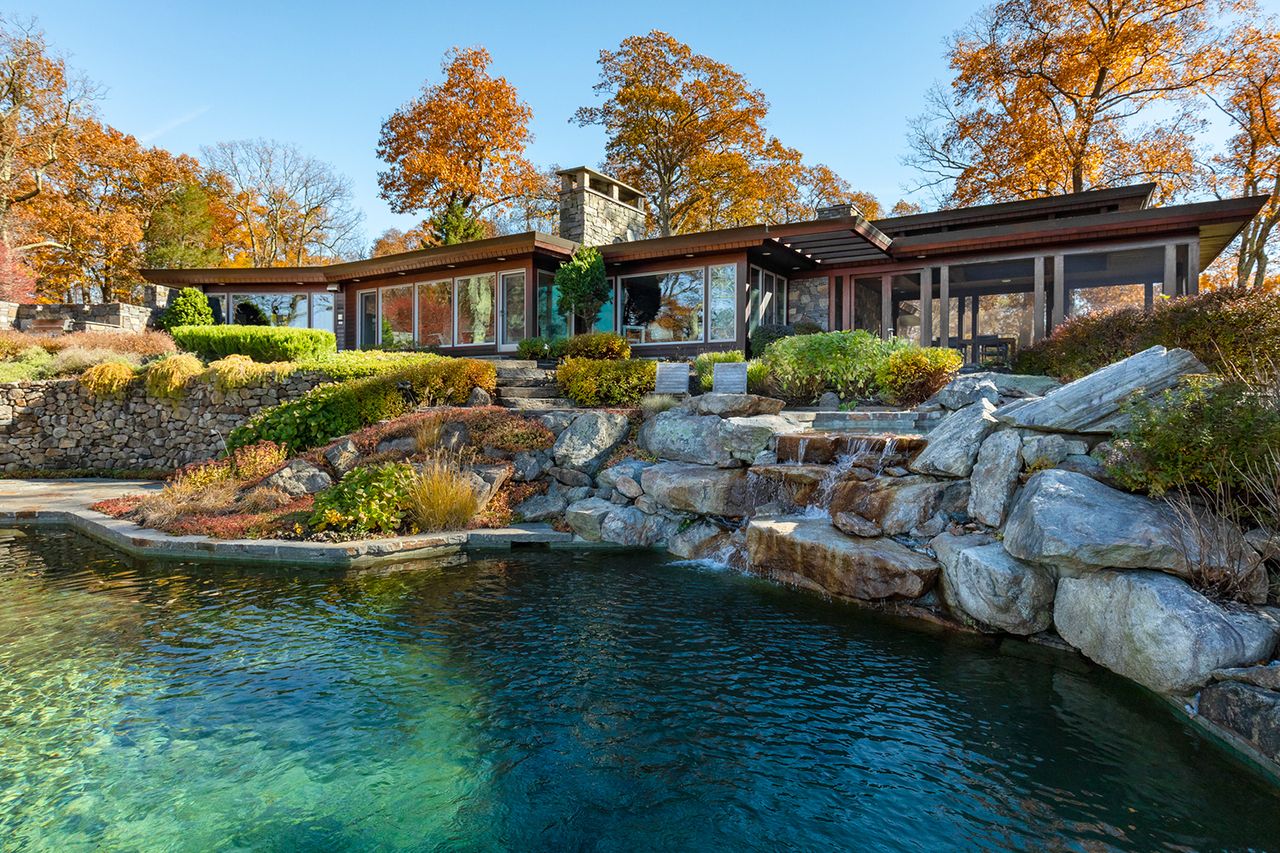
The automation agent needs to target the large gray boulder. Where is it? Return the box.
[552,411,631,473]
[720,414,804,462]
[678,393,784,418]
[564,497,616,541]
[1021,433,1088,469]
[1003,469,1266,601]
[263,459,332,497]
[828,475,947,536]
[925,375,1000,410]
[967,429,1024,527]
[667,521,731,560]
[599,506,680,548]
[1198,681,1280,762]
[997,346,1207,434]
[938,541,1056,635]
[909,399,1000,478]
[640,462,752,517]
[322,438,360,476]
[1054,570,1279,694]
[597,457,653,492]
[638,411,733,466]
[746,515,939,600]
[514,492,568,522]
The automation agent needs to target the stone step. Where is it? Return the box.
[496,376,556,387]
[484,358,538,369]
[496,385,563,399]
[811,410,946,434]
[496,367,556,381]
[498,396,577,411]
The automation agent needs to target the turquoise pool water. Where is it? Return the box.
[1,528,1278,851]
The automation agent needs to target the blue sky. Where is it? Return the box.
[18,0,1280,248]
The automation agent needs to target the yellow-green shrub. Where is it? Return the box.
[206,354,297,391]
[876,347,963,407]
[562,332,630,360]
[404,458,480,532]
[145,353,205,399]
[693,350,744,391]
[556,357,656,407]
[79,361,137,397]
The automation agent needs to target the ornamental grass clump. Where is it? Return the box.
[45,347,143,377]
[404,457,480,532]
[206,354,296,391]
[79,360,137,397]
[144,353,204,399]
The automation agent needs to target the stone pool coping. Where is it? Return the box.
[0,478,598,567]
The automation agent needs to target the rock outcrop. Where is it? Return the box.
[937,540,1055,635]
[967,429,1024,527]
[641,462,753,517]
[828,475,947,536]
[552,411,631,472]
[997,346,1207,434]
[638,411,733,466]
[909,399,999,478]
[263,459,332,497]
[1054,571,1278,694]
[746,516,939,600]
[1198,681,1280,761]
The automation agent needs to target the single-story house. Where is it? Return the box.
[141,167,1267,362]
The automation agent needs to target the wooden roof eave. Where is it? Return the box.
[888,196,1268,260]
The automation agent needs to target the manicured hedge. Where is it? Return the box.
[1014,288,1280,380]
[228,357,497,452]
[556,357,656,407]
[171,324,337,363]
[562,332,630,360]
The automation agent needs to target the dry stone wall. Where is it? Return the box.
[0,372,328,472]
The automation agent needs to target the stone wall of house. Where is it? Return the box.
[0,372,329,472]
[786,278,829,329]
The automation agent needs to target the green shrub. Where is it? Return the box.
[144,353,205,399]
[43,347,143,378]
[159,287,215,330]
[556,357,656,407]
[761,330,912,403]
[228,357,497,452]
[693,350,744,391]
[1014,288,1280,380]
[298,350,441,381]
[1107,376,1280,497]
[517,336,569,361]
[554,246,610,328]
[310,463,416,534]
[562,332,630,360]
[746,360,770,395]
[876,347,963,407]
[748,321,821,357]
[171,324,336,363]
[0,347,53,382]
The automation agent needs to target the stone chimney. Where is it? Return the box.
[816,202,862,220]
[557,167,648,244]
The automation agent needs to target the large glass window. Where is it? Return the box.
[501,271,527,345]
[206,294,227,325]
[232,294,308,327]
[621,268,704,344]
[358,292,377,348]
[591,280,615,333]
[417,281,452,347]
[456,273,496,344]
[536,270,569,339]
[1064,246,1163,315]
[708,264,736,341]
[311,293,335,333]
[379,284,414,350]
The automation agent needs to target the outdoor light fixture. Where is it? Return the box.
[326,283,340,292]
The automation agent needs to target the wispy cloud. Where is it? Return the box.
[140,106,211,143]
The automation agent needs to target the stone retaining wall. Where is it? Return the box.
[0,372,328,472]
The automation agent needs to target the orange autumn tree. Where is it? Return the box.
[1204,21,1280,291]
[575,30,878,235]
[907,0,1231,206]
[377,47,541,243]
[23,118,201,301]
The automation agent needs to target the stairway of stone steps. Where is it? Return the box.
[491,359,576,411]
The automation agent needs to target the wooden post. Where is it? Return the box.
[919,268,932,347]
[881,274,892,339]
[1032,256,1045,343]
[938,266,950,349]
[1144,281,1154,309]
[957,295,966,344]
[1182,236,1192,294]
[970,295,980,363]
[833,275,843,331]
[1052,254,1065,329]
[1163,243,1177,299]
